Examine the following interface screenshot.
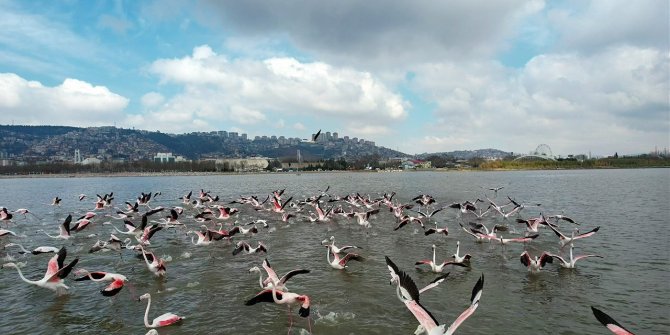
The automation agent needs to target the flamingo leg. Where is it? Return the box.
[287,305,293,335]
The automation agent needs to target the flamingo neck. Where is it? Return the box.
[326,246,332,264]
[258,271,266,289]
[143,295,153,328]
[271,286,282,304]
[41,230,59,239]
[10,265,39,285]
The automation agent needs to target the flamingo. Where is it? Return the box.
[138,293,184,328]
[386,256,450,295]
[232,241,268,255]
[187,227,213,246]
[40,214,73,239]
[249,258,310,291]
[548,225,600,248]
[395,267,484,335]
[140,247,166,277]
[548,245,603,269]
[321,236,361,254]
[409,207,444,223]
[51,196,62,206]
[424,222,449,236]
[229,224,259,236]
[1,229,17,238]
[591,306,635,335]
[4,242,59,255]
[519,251,553,272]
[415,245,468,273]
[74,269,128,296]
[547,214,579,225]
[213,205,239,220]
[451,241,472,265]
[459,223,489,243]
[245,286,311,334]
[325,245,363,270]
[498,234,539,245]
[353,208,380,228]
[302,129,321,143]
[1,247,78,292]
[394,215,424,231]
[1,207,14,221]
[412,194,435,207]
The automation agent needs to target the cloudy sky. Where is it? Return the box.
[0,0,667,156]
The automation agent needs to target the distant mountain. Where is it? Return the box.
[416,148,513,160]
[0,125,407,163]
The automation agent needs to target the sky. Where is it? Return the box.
[0,0,668,156]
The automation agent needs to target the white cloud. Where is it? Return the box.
[132,45,408,133]
[0,73,129,126]
[405,45,669,155]
[293,122,306,130]
[141,92,165,108]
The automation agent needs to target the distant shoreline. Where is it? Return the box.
[1,165,667,179]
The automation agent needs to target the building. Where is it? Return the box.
[154,153,189,163]
[154,152,176,163]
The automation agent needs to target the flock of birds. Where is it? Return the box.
[0,184,635,334]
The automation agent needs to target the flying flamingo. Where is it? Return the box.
[451,241,472,265]
[1,247,79,292]
[547,245,603,269]
[140,247,166,277]
[4,243,59,255]
[325,245,363,270]
[353,208,380,228]
[519,251,553,272]
[74,269,128,296]
[548,225,600,248]
[321,236,361,254]
[394,215,424,231]
[249,258,310,291]
[386,256,450,295]
[591,306,635,335]
[187,228,214,246]
[40,214,73,239]
[424,221,449,236]
[138,293,184,328]
[245,286,311,334]
[395,268,484,335]
[0,229,17,238]
[415,245,468,273]
[232,241,268,255]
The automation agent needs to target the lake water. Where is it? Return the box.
[0,169,668,334]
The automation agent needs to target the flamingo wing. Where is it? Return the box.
[520,251,531,267]
[279,269,310,285]
[539,252,553,267]
[419,273,449,294]
[576,226,600,239]
[101,279,125,296]
[262,258,279,283]
[591,306,635,335]
[444,274,484,335]
[154,313,183,327]
[245,289,281,305]
[548,253,568,266]
[340,253,362,266]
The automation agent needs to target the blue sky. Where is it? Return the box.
[1,0,668,156]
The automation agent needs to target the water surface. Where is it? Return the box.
[0,169,668,334]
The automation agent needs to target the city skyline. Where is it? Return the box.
[0,1,668,156]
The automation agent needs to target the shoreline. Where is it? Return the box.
[1,165,667,179]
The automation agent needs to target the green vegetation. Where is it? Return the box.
[477,155,670,170]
